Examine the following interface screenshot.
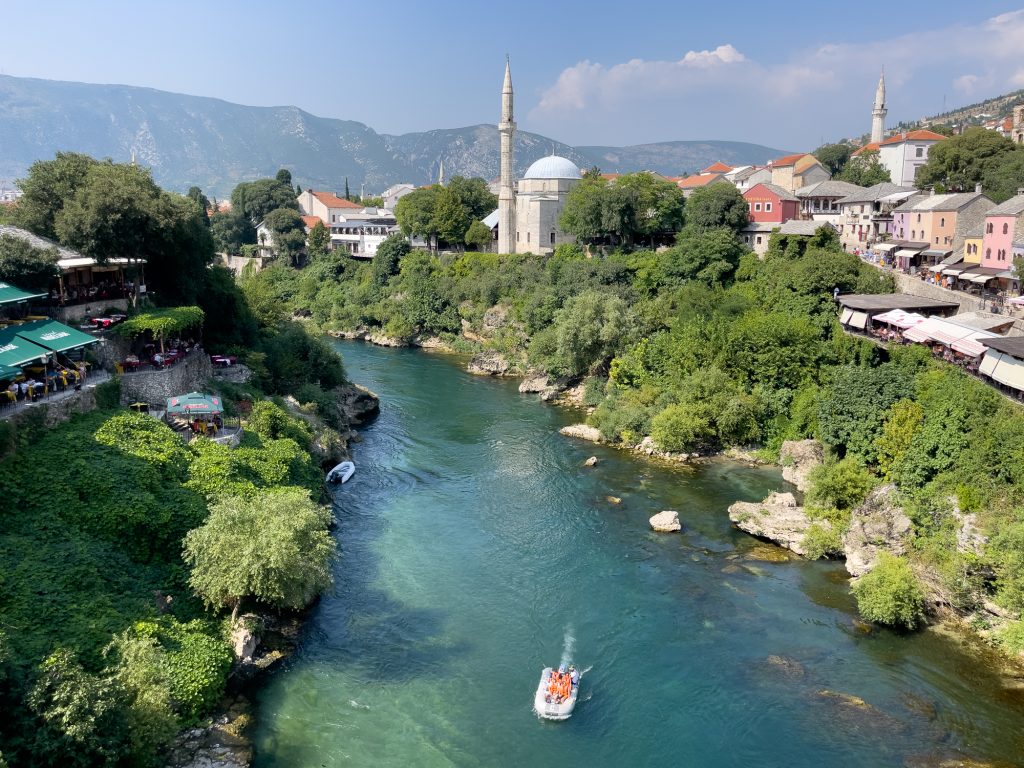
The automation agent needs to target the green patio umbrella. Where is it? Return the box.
[165,392,224,415]
[0,326,51,368]
[14,319,98,353]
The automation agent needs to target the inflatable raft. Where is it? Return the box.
[326,461,355,484]
[533,665,580,721]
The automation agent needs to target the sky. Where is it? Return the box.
[4,1,1024,150]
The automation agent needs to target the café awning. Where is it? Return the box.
[0,281,47,306]
[847,311,868,329]
[166,392,224,415]
[895,248,922,259]
[0,326,51,367]
[991,353,1024,392]
[15,319,99,353]
[0,363,22,379]
[874,243,899,253]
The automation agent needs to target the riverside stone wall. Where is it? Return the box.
[119,352,214,406]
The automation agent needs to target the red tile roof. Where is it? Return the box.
[301,215,323,229]
[769,153,811,167]
[879,130,947,145]
[852,142,881,157]
[310,190,362,209]
[600,173,622,181]
[701,161,734,174]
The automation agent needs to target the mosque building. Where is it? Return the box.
[494,59,582,255]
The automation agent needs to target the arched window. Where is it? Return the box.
[1004,223,1010,235]
[987,222,994,233]
[940,217,945,227]
[986,248,992,259]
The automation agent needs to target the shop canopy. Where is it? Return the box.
[0,325,51,368]
[166,392,224,415]
[0,281,47,306]
[871,309,926,328]
[14,319,98,353]
[0,363,22,380]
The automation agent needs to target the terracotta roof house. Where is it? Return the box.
[767,153,829,193]
[701,161,734,174]
[877,130,947,186]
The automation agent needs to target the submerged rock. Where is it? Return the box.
[584,456,598,467]
[765,655,805,678]
[606,496,621,505]
[779,439,823,492]
[744,544,792,563]
[728,492,822,556]
[467,351,511,376]
[559,424,602,443]
[843,484,912,577]
[650,510,681,532]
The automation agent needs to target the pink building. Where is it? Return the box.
[980,194,1024,270]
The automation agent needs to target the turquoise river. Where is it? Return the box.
[253,341,1024,767]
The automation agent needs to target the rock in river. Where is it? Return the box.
[584,456,598,467]
[728,492,824,557]
[779,439,823,492]
[650,510,681,532]
[467,351,511,376]
[559,424,602,443]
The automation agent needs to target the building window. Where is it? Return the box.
[987,222,994,233]
[550,232,555,245]
[987,248,992,259]
[765,202,773,212]
[940,217,945,227]
[917,214,922,223]
[911,230,916,239]
[1004,223,1010,235]
[755,236,762,245]
[754,203,762,211]
[526,232,530,243]
[517,231,520,242]
[916,147,924,158]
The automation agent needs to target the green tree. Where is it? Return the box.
[307,220,330,259]
[651,405,714,452]
[395,186,440,248]
[209,209,256,255]
[851,552,926,629]
[275,168,293,187]
[915,127,1015,192]
[814,142,853,175]
[981,148,1024,203]
[186,186,211,225]
[806,458,875,511]
[535,290,632,377]
[344,177,351,200]
[264,207,307,265]
[0,234,60,292]
[723,311,822,390]
[874,399,924,479]
[683,183,749,232]
[372,233,411,285]
[447,176,498,220]
[837,149,891,186]
[27,649,129,767]
[432,186,471,248]
[14,152,99,238]
[464,220,493,250]
[183,488,335,620]
[231,178,299,225]
[615,172,686,245]
[559,174,608,246]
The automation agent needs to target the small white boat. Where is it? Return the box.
[326,461,355,484]
[533,665,580,721]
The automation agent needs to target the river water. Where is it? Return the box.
[253,341,1024,767]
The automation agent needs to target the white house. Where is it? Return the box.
[876,130,947,187]
[381,183,415,211]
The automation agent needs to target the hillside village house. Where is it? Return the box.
[297,189,397,258]
[835,183,917,252]
[977,192,1024,292]
[796,180,866,226]
[887,190,992,272]
[767,153,829,193]
[740,182,799,255]
[876,130,947,186]
[381,183,415,210]
[726,165,772,192]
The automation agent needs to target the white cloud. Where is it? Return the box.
[527,11,1024,148]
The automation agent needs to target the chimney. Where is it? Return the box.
[975,183,983,193]
[1018,187,1024,197]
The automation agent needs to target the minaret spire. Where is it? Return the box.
[497,57,516,254]
[871,70,887,144]
[438,158,445,186]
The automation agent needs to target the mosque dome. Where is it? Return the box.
[523,155,582,180]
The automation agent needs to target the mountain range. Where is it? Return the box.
[0,74,788,198]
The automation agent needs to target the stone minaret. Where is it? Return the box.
[498,58,516,254]
[871,71,887,144]
[437,158,445,186]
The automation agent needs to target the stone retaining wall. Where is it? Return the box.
[119,352,214,406]
[890,272,1024,333]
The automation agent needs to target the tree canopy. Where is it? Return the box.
[682,183,748,232]
[915,127,1019,195]
[231,177,299,225]
[0,234,60,292]
[836,149,891,186]
[559,172,685,248]
[813,142,853,175]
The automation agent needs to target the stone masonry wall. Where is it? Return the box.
[119,352,214,406]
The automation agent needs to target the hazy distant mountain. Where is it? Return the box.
[0,75,787,198]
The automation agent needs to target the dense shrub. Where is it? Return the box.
[807,458,875,512]
[851,553,926,629]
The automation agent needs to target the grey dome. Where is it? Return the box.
[523,155,582,180]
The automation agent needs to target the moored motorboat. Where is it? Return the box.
[533,664,580,720]
[326,460,355,484]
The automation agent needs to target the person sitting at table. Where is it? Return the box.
[152,352,164,368]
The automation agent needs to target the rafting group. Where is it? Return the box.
[544,665,579,705]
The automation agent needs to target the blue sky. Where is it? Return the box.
[4,1,1024,150]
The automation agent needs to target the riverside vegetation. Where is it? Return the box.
[0,155,358,767]
[240,177,1024,657]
